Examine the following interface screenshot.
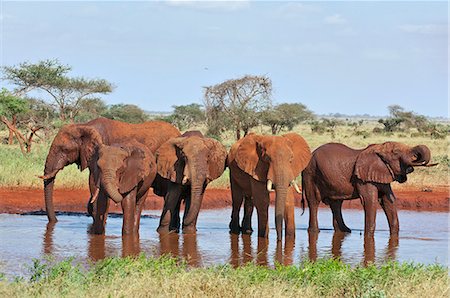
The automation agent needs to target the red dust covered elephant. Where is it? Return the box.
[302,142,435,236]
[228,133,311,241]
[39,117,180,231]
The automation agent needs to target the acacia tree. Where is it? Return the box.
[0,89,45,153]
[2,59,113,121]
[102,104,148,123]
[261,103,314,135]
[165,103,206,130]
[204,75,272,140]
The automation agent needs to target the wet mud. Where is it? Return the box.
[0,186,448,214]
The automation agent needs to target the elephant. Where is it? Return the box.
[302,142,435,236]
[228,133,311,241]
[39,117,180,225]
[92,140,156,234]
[154,131,227,234]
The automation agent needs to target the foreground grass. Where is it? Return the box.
[0,121,448,189]
[0,256,447,297]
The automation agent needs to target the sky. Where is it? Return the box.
[1,1,448,117]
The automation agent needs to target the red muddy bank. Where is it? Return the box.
[0,186,448,214]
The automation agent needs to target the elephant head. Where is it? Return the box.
[156,133,227,227]
[40,124,103,222]
[97,141,156,204]
[354,142,432,184]
[233,133,311,240]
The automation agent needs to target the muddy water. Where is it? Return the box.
[0,208,448,278]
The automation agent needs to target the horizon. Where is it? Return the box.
[2,1,448,117]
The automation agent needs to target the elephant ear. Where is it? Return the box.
[234,134,267,181]
[119,144,153,194]
[156,137,185,183]
[282,133,312,176]
[354,144,394,184]
[203,138,227,181]
[78,126,103,171]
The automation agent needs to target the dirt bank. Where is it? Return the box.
[0,186,448,214]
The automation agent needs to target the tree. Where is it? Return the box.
[261,103,314,135]
[0,89,46,153]
[2,59,114,121]
[74,98,108,123]
[379,105,430,132]
[204,75,272,140]
[168,103,206,130]
[0,88,29,145]
[102,104,148,123]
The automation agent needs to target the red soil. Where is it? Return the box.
[0,186,448,214]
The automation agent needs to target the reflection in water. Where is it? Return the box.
[364,235,375,266]
[122,234,140,258]
[2,208,444,277]
[308,231,319,261]
[43,222,56,255]
[182,234,201,266]
[88,234,106,261]
[275,237,295,266]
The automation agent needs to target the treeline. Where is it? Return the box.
[1,59,448,154]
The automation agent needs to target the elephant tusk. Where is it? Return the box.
[424,163,439,167]
[291,180,302,194]
[267,180,274,192]
[182,176,189,184]
[37,169,60,180]
[90,187,100,203]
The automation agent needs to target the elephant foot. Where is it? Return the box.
[157,225,171,235]
[338,226,352,233]
[89,224,105,235]
[182,225,197,234]
[308,227,320,233]
[241,227,253,235]
[229,221,241,235]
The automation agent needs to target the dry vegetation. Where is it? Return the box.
[0,120,448,190]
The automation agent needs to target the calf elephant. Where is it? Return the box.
[154,131,227,234]
[228,133,311,241]
[92,140,156,234]
[39,117,180,225]
[302,142,435,236]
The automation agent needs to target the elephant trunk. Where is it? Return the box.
[183,161,206,227]
[43,153,66,222]
[274,173,289,242]
[102,169,123,203]
[408,145,431,166]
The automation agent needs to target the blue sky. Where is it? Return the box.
[1,1,448,117]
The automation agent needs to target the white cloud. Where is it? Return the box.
[164,0,250,11]
[399,24,447,35]
[324,14,347,25]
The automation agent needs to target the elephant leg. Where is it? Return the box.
[306,185,321,233]
[379,190,399,235]
[253,183,270,238]
[329,199,351,233]
[133,190,150,234]
[358,184,378,236]
[87,172,96,217]
[91,190,109,234]
[158,183,183,234]
[284,188,295,239]
[229,178,244,234]
[241,196,254,234]
[121,189,137,235]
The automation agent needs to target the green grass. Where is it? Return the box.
[0,121,448,190]
[0,256,448,297]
